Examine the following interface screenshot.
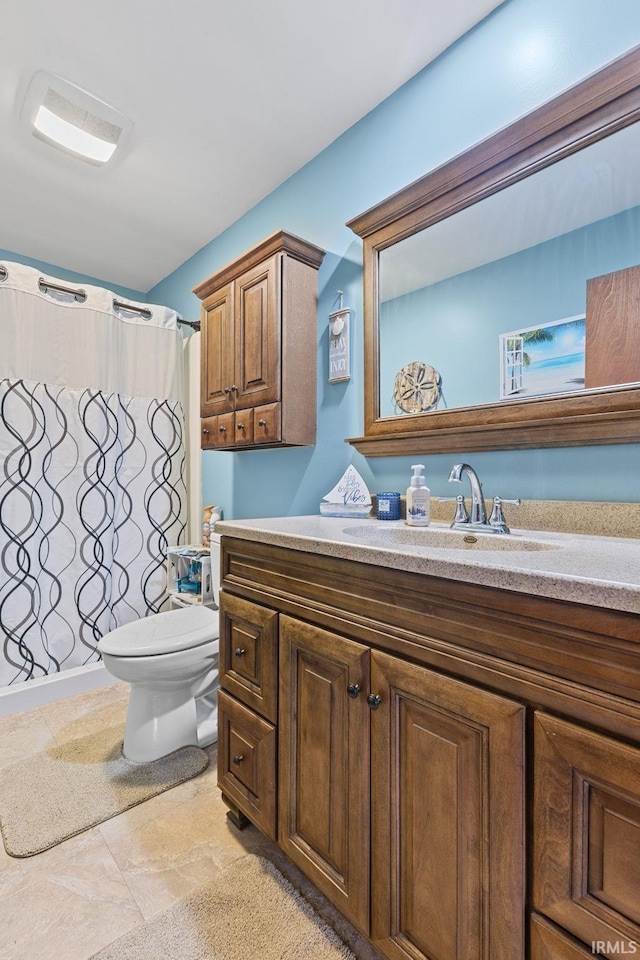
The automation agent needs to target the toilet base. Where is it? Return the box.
[123,683,217,763]
[196,690,218,748]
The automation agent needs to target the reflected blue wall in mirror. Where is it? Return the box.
[379,203,640,417]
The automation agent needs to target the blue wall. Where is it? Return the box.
[143,0,640,516]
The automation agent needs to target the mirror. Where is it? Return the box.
[347,46,640,455]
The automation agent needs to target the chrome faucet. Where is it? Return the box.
[441,462,522,534]
[448,462,487,525]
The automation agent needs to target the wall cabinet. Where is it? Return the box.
[216,535,640,960]
[194,231,324,450]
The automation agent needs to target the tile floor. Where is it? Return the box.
[0,682,378,960]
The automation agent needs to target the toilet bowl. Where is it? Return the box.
[97,533,222,763]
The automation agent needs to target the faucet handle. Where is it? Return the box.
[438,494,469,526]
[489,496,522,533]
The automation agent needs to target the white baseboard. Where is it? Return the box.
[0,662,117,717]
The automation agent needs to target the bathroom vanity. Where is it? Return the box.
[215,516,640,960]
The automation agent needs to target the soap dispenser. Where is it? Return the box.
[406,464,430,526]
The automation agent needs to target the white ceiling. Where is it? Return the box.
[0,0,503,292]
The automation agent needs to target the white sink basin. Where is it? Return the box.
[341,523,559,552]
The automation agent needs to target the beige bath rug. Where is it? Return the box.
[0,724,208,857]
[89,854,355,960]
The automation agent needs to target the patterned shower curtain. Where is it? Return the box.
[0,261,187,686]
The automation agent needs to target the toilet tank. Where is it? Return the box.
[209,530,221,605]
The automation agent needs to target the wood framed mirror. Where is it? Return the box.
[346,45,640,456]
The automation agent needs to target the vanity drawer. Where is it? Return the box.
[531,914,602,959]
[217,690,276,840]
[219,592,278,722]
[533,712,640,952]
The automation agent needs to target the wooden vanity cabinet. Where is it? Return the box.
[530,914,599,960]
[278,616,372,933]
[216,535,640,960]
[195,230,325,450]
[533,713,640,953]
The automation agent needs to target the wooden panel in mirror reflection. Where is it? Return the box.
[587,264,640,387]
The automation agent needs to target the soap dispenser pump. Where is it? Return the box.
[406,464,430,527]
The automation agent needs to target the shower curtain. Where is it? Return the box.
[0,261,187,686]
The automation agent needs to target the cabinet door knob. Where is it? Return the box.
[347,683,361,699]
[224,387,231,395]
[231,384,238,393]
[234,647,246,658]
[232,754,244,765]
[367,693,382,710]
[219,425,226,433]
[258,419,266,427]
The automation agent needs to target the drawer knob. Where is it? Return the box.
[258,419,266,427]
[233,754,244,765]
[202,427,209,435]
[234,648,246,658]
[367,693,382,710]
[219,425,226,433]
[347,683,361,699]
[237,423,245,431]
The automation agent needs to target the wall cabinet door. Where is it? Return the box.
[370,650,525,960]
[278,615,371,933]
[234,254,280,410]
[201,284,234,417]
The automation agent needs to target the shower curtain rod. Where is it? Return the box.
[28,274,200,329]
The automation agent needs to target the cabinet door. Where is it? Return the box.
[531,914,604,960]
[370,650,525,960]
[234,255,280,409]
[201,284,234,416]
[278,616,370,933]
[534,712,640,956]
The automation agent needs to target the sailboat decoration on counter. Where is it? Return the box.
[320,464,372,518]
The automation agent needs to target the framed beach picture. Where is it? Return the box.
[499,314,586,400]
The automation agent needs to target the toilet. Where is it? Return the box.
[98,532,221,763]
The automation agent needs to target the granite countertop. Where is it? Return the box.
[215,515,640,615]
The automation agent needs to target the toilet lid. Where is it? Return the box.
[98,606,219,657]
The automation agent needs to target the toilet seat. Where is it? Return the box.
[99,606,219,658]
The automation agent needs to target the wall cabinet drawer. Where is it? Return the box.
[534,712,640,955]
[253,402,281,443]
[218,690,276,840]
[233,412,254,446]
[201,413,234,448]
[531,914,604,959]
[219,592,278,722]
